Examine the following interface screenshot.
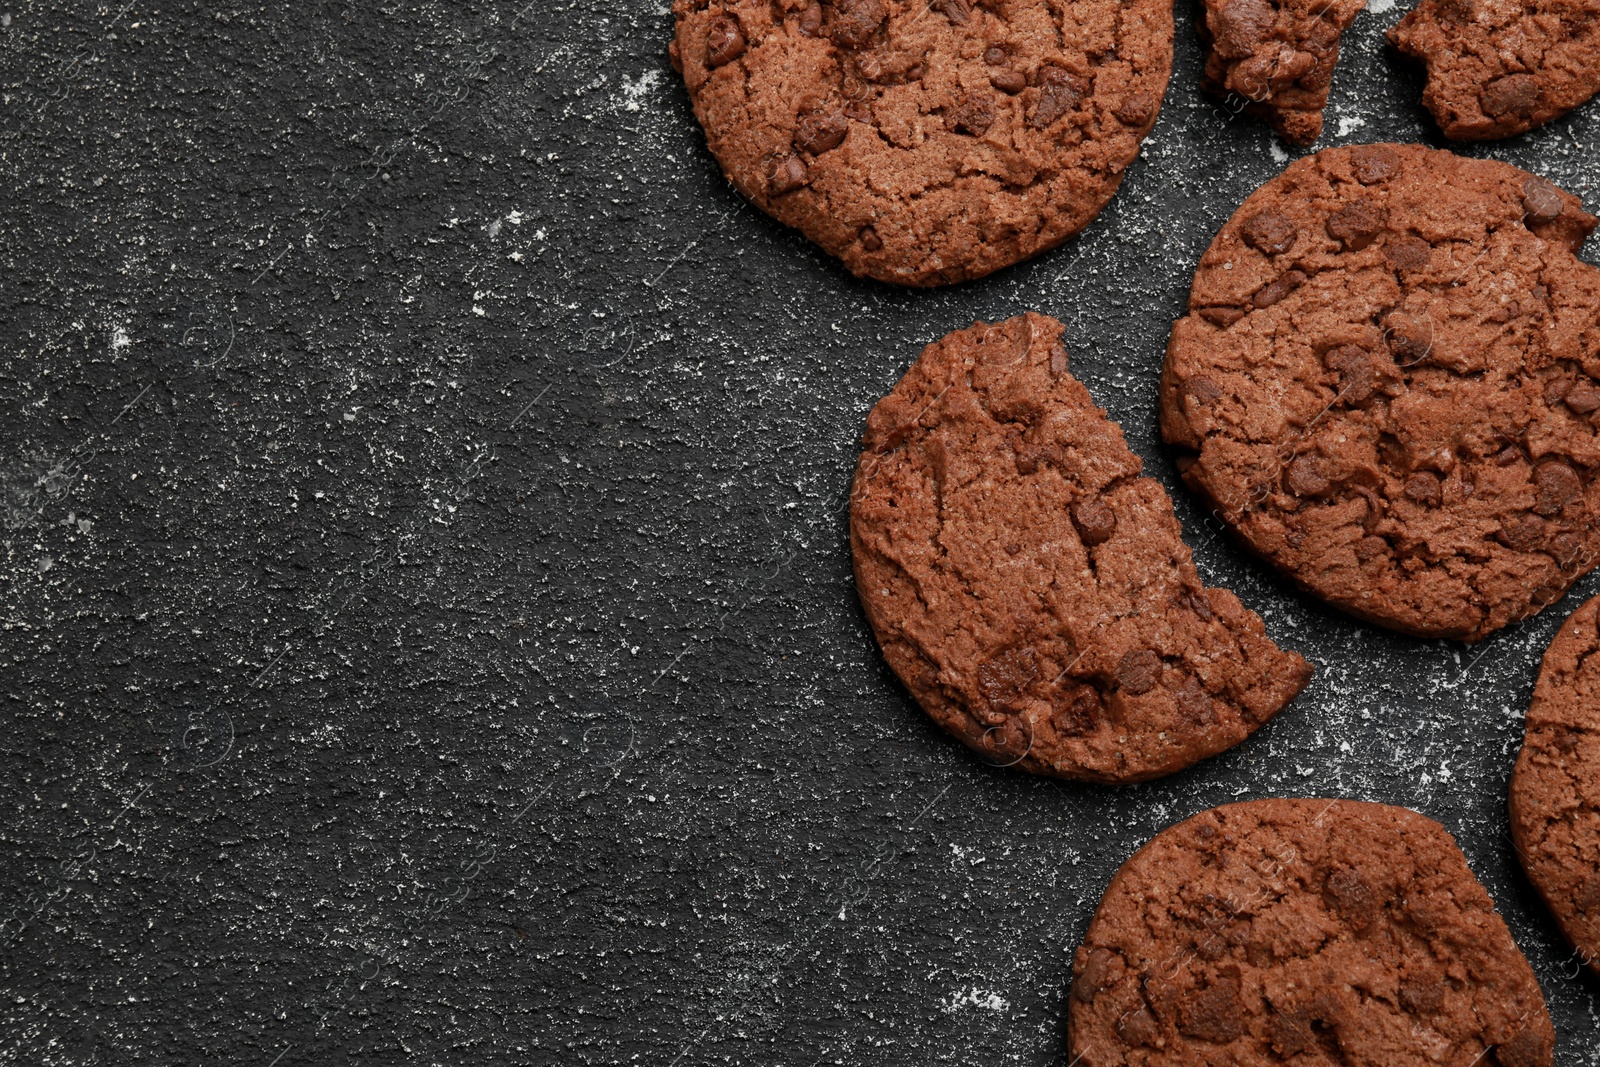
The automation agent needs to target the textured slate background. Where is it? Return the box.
[3,1,1599,1064]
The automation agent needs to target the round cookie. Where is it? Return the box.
[850,313,1312,783]
[1068,799,1555,1067]
[669,1,1173,287]
[1390,0,1600,141]
[1161,143,1600,641]
[1510,592,1600,976]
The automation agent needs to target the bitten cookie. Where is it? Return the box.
[669,1,1173,287]
[1162,144,1600,641]
[1510,593,1600,977]
[1068,800,1555,1067]
[1390,0,1600,141]
[850,313,1311,783]
[1200,0,1366,145]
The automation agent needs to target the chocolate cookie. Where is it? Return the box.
[1162,144,1600,641]
[1510,592,1600,977]
[850,313,1311,783]
[1200,0,1366,145]
[669,1,1173,287]
[1390,0,1600,141]
[1068,799,1555,1067]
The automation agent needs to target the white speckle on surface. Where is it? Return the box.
[943,988,1008,1013]
[1367,0,1396,11]
[507,210,525,226]
[1337,114,1367,137]
[110,324,131,350]
[1269,141,1289,163]
[620,69,661,112]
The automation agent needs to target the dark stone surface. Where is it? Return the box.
[1,2,1597,1064]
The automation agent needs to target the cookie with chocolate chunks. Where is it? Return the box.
[1068,800,1555,1066]
[669,1,1173,286]
[1510,593,1600,977]
[1162,144,1600,641]
[1390,0,1600,141]
[1200,0,1366,145]
[850,313,1311,783]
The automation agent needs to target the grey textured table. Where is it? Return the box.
[3,2,1599,1064]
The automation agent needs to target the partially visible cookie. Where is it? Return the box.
[670,1,1174,286]
[1201,0,1366,145]
[1068,800,1555,1067]
[1162,143,1600,641]
[1510,593,1600,977]
[850,313,1311,784]
[1390,0,1600,140]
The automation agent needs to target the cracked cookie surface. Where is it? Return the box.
[1510,593,1600,977]
[1068,799,1554,1067]
[1161,143,1600,641]
[849,313,1311,783]
[1390,0,1600,141]
[669,0,1173,286]
[1200,0,1366,145]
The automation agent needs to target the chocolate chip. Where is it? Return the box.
[930,0,972,23]
[1534,460,1582,515]
[1385,234,1432,271]
[1545,377,1571,405]
[1240,210,1298,255]
[977,646,1039,719]
[1350,145,1400,185]
[705,15,746,68]
[1552,529,1584,569]
[1566,381,1600,414]
[1323,867,1379,930]
[1029,67,1082,129]
[1398,977,1445,1015]
[1073,496,1118,546]
[1113,92,1155,126]
[1117,1007,1160,1047]
[1283,454,1330,498]
[950,93,995,136]
[1482,73,1539,118]
[1523,176,1565,223]
[1176,677,1215,724]
[1179,974,1243,1044]
[794,110,848,155]
[1212,0,1275,60]
[860,225,882,251]
[1326,199,1386,250]
[1325,345,1376,405]
[1356,534,1389,562]
[1497,445,1524,467]
[798,2,824,36]
[1054,684,1102,736]
[1072,947,1116,1002]
[1499,512,1546,551]
[1270,1007,1317,1057]
[1049,343,1069,377]
[1252,269,1307,309]
[990,69,1026,94]
[827,0,885,48]
[1184,589,1215,621]
[1180,377,1221,412]
[768,153,810,195]
[1404,470,1441,507]
[1383,311,1432,365]
[1116,649,1162,695]
[1198,306,1246,328]
[983,45,1008,66]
